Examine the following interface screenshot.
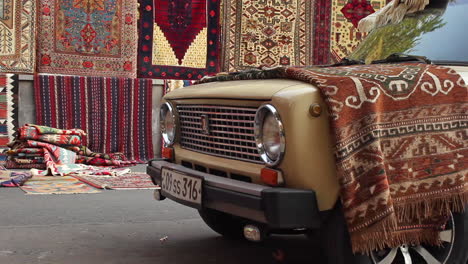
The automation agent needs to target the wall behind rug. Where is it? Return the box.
[0,0,36,74]
[37,0,138,78]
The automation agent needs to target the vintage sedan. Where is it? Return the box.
[148,1,468,263]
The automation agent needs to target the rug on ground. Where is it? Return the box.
[0,74,19,164]
[34,75,154,162]
[73,173,157,190]
[138,0,221,80]
[199,63,468,253]
[37,0,138,78]
[0,0,36,73]
[20,176,101,195]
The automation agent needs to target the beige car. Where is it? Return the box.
[147,1,468,263]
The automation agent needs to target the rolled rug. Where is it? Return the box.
[358,0,430,32]
[0,171,32,187]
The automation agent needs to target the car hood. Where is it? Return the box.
[163,79,308,100]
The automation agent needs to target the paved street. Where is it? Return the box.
[0,168,323,264]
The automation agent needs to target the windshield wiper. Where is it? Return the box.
[371,53,432,64]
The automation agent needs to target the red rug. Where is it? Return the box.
[0,74,19,165]
[137,0,221,80]
[34,75,154,162]
[73,173,158,190]
[37,0,138,78]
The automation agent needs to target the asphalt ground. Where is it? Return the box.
[0,165,324,264]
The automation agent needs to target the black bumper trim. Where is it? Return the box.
[147,160,321,229]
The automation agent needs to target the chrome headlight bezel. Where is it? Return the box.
[160,102,176,147]
[254,104,285,166]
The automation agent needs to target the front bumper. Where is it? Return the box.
[147,159,321,229]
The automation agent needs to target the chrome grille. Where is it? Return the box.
[177,105,262,163]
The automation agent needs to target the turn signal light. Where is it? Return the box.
[261,168,284,186]
[161,147,174,161]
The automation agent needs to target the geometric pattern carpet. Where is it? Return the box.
[20,176,101,195]
[0,0,37,73]
[37,0,138,78]
[0,74,19,164]
[73,173,158,190]
[138,0,221,80]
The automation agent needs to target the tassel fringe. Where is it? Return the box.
[351,191,468,254]
[352,226,441,255]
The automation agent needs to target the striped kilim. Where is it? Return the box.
[0,74,18,164]
[34,75,154,162]
[199,63,468,253]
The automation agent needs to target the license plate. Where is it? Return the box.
[161,167,203,208]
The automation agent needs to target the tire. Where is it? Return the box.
[362,212,468,264]
[198,208,245,239]
[318,203,468,264]
[444,211,468,264]
[317,203,357,264]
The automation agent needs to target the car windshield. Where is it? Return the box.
[348,0,468,65]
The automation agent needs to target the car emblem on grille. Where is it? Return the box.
[200,115,210,135]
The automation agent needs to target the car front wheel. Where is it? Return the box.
[365,211,468,264]
[319,204,468,264]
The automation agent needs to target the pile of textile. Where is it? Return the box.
[5,124,137,176]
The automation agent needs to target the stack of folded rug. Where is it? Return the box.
[5,124,137,175]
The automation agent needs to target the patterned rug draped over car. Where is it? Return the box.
[199,63,468,253]
[34,75,154,162]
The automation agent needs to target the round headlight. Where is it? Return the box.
[160,102,176,146]
[254,104,285,166]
